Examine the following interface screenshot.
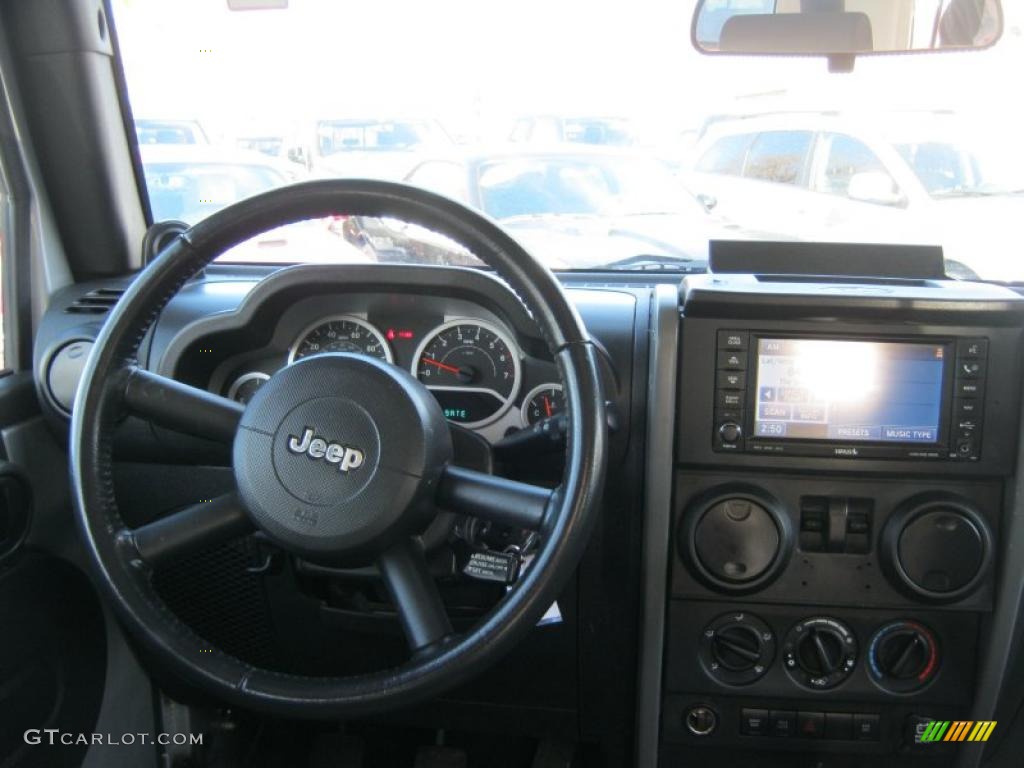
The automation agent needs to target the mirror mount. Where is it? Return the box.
[828,53,855,74]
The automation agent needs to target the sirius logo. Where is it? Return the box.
[287,427,365,473]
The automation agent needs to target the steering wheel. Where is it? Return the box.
[69,180,607,716]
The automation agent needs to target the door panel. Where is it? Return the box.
[0,372,110,768]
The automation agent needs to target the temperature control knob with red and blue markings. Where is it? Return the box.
[868,620,940,693]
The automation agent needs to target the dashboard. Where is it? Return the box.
[29,257,1024,768]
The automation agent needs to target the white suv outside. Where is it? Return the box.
[685,113,1024,281]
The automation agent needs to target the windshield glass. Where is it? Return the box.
[112,0,1024,280]
[476,157,692,219]
[890,128,1024,198]
[143,155,286,225]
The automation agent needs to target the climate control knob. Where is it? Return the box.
[700,612,776,685]
[868,621,939,693]
[783,617,857,689]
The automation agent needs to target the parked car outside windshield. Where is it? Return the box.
[140,145,366,265]
[686,113,1024,281]
[398,148,777,268]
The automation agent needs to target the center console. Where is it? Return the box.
[659,274,1024,765]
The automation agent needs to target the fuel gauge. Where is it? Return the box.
[227,372,270,405]
[522,383,564,426]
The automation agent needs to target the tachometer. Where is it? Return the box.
[413,319,521,426]
[288,315,393,364]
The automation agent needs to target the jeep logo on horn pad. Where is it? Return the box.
[287,427,365,473]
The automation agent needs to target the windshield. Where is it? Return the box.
[892,131,1024,198]
[112,0,1024,280]
[476,157,694,219]
[143,158,286,225]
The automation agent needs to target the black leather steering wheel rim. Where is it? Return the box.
[69,179,607,716]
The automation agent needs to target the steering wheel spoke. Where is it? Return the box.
[119,492,253,569]
[378,537,454,653]
[122,366,244,443]
[437,465,554,532]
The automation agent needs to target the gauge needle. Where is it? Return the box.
[543,396,553,418]
[421,357,461,375]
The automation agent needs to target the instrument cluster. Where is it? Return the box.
[220,307,563,438]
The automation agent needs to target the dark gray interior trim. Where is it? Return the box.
[634,283,679,767]
[0,13,73,337]
[958,374,1024,768]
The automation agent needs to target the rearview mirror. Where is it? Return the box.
[847,172,906,207]
[693,0,1003,58]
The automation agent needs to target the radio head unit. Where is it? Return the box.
[714,332,987,461]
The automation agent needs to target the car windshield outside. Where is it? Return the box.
[111,0,1024,281]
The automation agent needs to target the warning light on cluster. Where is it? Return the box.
[386,329,415,341]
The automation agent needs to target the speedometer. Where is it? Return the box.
[288,316,393,364]
[413,319,521,427]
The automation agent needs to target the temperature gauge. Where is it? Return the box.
[522,384,564,426]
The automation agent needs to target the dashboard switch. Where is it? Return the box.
[797,711,824,738]
[740,708,769,736]
[854,713,880,741]
[770,710,796,737]
[825,713,853,740]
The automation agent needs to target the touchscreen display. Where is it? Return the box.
[753,339,946,443]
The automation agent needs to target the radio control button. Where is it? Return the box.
[717,370,746,390]
[956,380,983,397]
[717,330,748,351]
[956,359,985,379]
[719,422,743,444]
[956,399,981,419]
[717,349,746,370]
[718,390,743,409]
[957,338,988,359]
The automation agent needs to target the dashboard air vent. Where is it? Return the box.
[64,288,126,315]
